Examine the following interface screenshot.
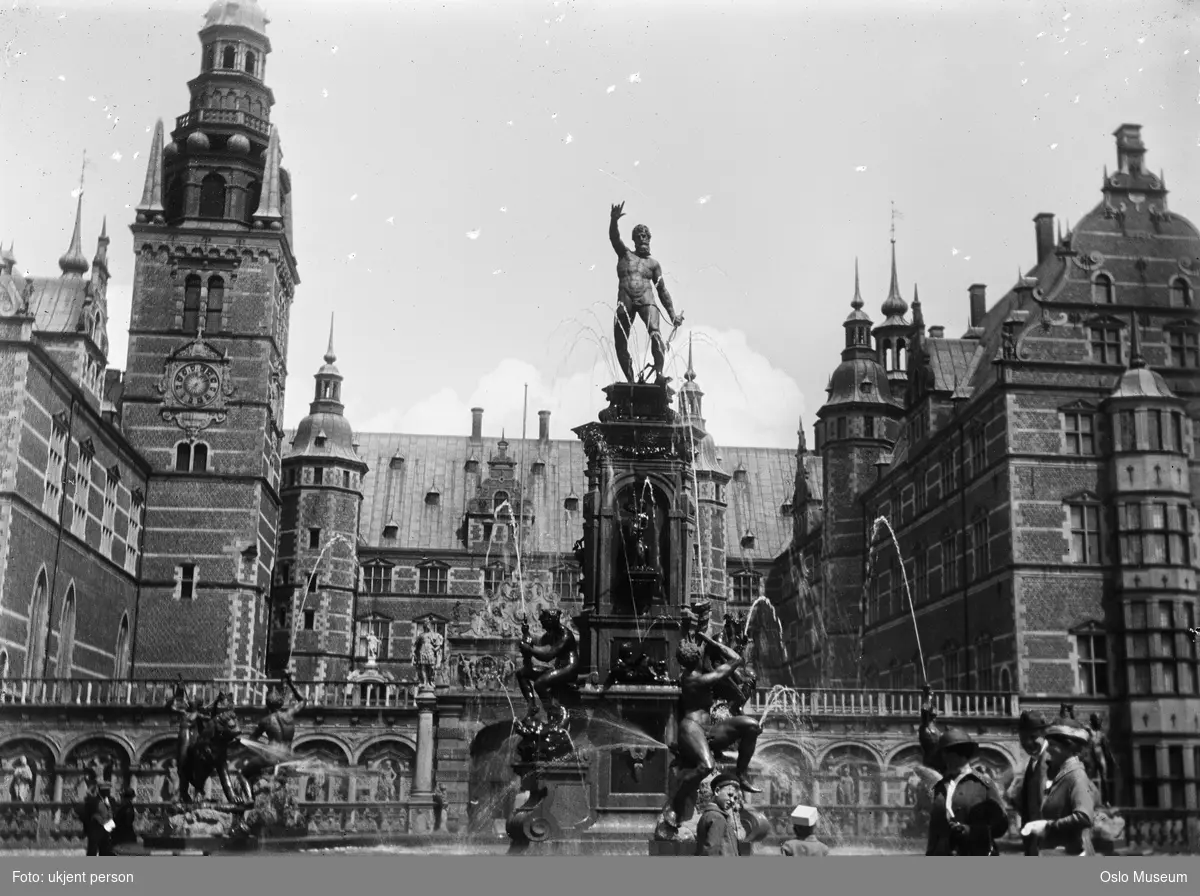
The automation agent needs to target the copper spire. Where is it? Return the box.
[851,258,864,310]
[137,120,165,216]
[325,312,337,365]
[58,194,89,276]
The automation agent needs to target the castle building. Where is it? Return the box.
[775,124,1200,810]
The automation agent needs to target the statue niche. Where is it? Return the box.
[613,479,669,616]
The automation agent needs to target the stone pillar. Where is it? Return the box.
[408,686,437,834]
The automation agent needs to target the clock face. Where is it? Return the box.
[172,362,221,408]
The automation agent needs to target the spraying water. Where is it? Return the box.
[858,515,927,686]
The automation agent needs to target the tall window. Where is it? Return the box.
[941,532,958,591]
[1063,411,1095,455]
[1168,330,1200,368]
[1068,501,1101,564]
[914,470,927,513]
[357,617,390,660]
[1076,632,1108,695]
[1143,503,1190,566]
[944,649,962,691]
[55,586,76,678]
[205,276,224,333]
[554,567,578,601]
[837,417,847,440]
[204,44,215,71]
[914,550,928,603]
[1167,747,1187,809]
[1090,325,1122,365]
[419,562,449,595]
[1170,278,1193,308]
[482,562,508,595]
[1119,503,1143,565]
[183,275,202,333]
[44,424,67,518]
[1171,411,1185,453]
[940,451,958,497]
[113,614,131,678]
[222,45,236,68]
[362,563,390,594]
[125,500,142,574]
[1149,410,1164,451]
[1139,746,1159,808]
[1118,410,1136,451]
[165,176,185,223]
[179,563,197,600]
[100,473,117,557]
[975,637,994,691]
[1091,274,1115,304]
[72,448,90,538]
[245,50,257,75]
[968,429,986,478]
[969,512,990,580]
[199,173,227,219]
[24,572,50,678]
[175,442,209,472]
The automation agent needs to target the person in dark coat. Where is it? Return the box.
[82,780,116,856]
[780,805,829,857]
[1021,721,1095,856]
[1015,710,1050,856]
[925,728,1008,856]
[695,774,741,856]
[111,787,148,856]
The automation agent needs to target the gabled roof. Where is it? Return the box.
[347,431,794,563]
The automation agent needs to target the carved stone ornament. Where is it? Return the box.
[1072,251,1104,272]
[157,337,235,438]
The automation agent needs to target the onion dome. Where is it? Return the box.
[58,196,89,276]
[204,0,270,36]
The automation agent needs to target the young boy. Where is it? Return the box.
[780,805,829,856]
[695,774,742,856]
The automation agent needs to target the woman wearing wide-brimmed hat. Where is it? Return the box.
[925,728,1009,856]
[1020,721,1095,855]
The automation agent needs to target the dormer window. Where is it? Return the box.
[733,464,747,483]
[465,458,479,474]
[741,531,756,550]
[314,429,328,446]
[780,501,793,516]
[1170,277,1193,309]
[563,492,580,512]
[426,485,441,506]
[531,459,545,475]
[1092,273,1116,305]
[860,380,874,395]
[382,522,399,540]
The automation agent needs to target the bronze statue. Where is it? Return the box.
[515,607,580,728]
[657,624,763,841]
[241,673,308,791]
[170,684,242,804]
[609,202,683,385]
[602,640,672,689]
[918,686,943,771]
[1085,713,1117,806]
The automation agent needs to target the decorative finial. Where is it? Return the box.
[324,312,337,364]
[1129,311,1145,369]
[851,258,863,310]
[58,192,89,276]
[684,333,696,382]
[99,216,108,241]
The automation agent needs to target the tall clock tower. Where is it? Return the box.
[122,0,298,678]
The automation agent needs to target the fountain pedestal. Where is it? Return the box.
[506,759,593,854]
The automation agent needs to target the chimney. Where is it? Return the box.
[968,284,987,328]
[1033,213,1055,265]
[1114,123,1145,175]
[538,410,551,442]
[928,325,945,339]
[470,407,483,441]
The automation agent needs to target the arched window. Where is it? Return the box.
[164,176,185,223]
[175,443,191,472]
[56,586,76,679]
[245,50,257,75]
[1170,278,1193,308]
[493,491,510,513]
[183,275,202,333]
[895,339,907,372]
[193,443,209,472]
[222,45,236,69]
[24,571,49,679]
[1092,274,1115,305]
[245,180,262,222]
[206,276,224,333]
[199,173,226,219]
[204,44,215,71]
[113,614,131,678]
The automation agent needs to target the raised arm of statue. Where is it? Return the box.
[610,202,628,256]
[698,630,741,665]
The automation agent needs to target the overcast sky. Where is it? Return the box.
[1,0,1196,448]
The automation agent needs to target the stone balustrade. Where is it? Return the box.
[175,109,270,137]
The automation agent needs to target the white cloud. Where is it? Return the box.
[353,326,805,448]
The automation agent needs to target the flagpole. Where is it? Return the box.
[517,383,529,616]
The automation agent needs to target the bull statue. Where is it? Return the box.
[167,680,244,804]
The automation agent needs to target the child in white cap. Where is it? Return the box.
[780,805,829,856]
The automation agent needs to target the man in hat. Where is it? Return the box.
[925,728,1008,856]
[695,774,742,856]
[1015,710,1050,856]
[82,779,117,856]
[780,805,829,857]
